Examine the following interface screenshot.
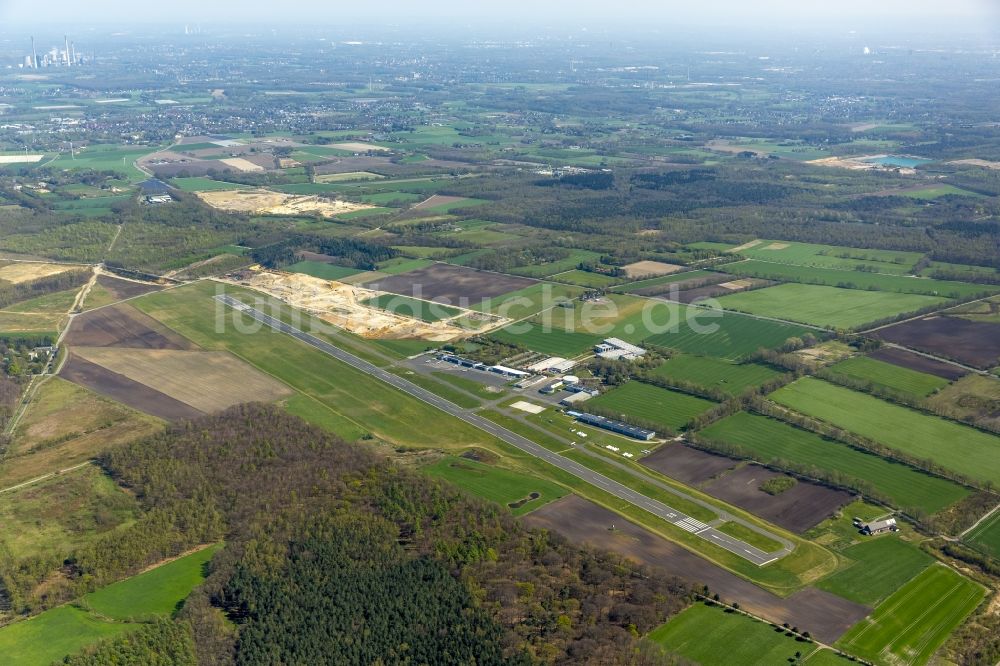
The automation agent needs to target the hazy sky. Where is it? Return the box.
[1,0,998,34]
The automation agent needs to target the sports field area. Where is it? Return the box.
[825,355,950,398]
[715,283,949,330]
[651,354,784,395]
[423,455,568,516]
[644,305,816,360]
[587,381,715,431]
[771,377,1000,486]
[647,602,817,664]
[696,412,969,514]
[835,565,984,666]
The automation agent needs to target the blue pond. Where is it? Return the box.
[862,155,932,168]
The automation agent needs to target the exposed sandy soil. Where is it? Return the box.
[329,142,391,153]
[219,157,265,172]
[0,262,76,284]
[949,159,1000,170]
[65,303,196,350]
[718,279,755,290]
[72,347,293,413]
[729,240,762,252]
[760,242,790,250]
[227,270,469,341]
[196,189,373,217]
[522,495,870,644]
[621,261,684,279]
[0,155,44,164]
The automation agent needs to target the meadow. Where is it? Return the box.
[835,565,985,666]
[471,282,585,321]
[964,509,1000,559]
[715,283,949,330]
[696,412,969,514]
[549,269,625,288]
[826,355,950,398]
[612,269,714,293]
[719,259,994,299]
[737,241,924,275]
[507,249,603,278]
[587,381,716,431]
[651,354,784,395]
[286,260,363,281]
[815,537,934,606]
[489,322,603,357]
[423,456,568,516]
[771,378,1000,486]
[646,602,817,665]
[0,545,219,665]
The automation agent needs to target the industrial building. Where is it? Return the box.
[565,411,656,441]
[525,356,576,374]
[860,517,898,535]
[594,338,647,361]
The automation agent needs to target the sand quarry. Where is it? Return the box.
[195,189,373,217]
[226,270,484,341]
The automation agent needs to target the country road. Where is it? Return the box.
[216,294,788,566]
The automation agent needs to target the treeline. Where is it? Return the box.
[0,268,90,310]
[21,405,695,665]
[251,235,399,270]
[467,246,573,273]
[60,618,197,666]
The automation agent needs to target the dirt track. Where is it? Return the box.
[522,495,869,644]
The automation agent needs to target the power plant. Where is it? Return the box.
[21,35,84,68]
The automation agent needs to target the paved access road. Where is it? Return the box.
[216,295,783,566]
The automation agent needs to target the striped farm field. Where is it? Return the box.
[719,260,995,299]
[964,508,1000,559]
[826,355,950,398]
[715,283,949,330]
[835,564,985,666]
[651,354,784,396]
[696,412,969,514]
[771,378,1000,486]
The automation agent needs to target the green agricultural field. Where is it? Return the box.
[335,206,394,219]
[716,283,949,330]
[738,240,925,275]
[489,321,603,356]
[416,196,488,214]
[772,378,1000,486]
[47,144,160,182]
[286,261,363,281]
[816,537,934,606]
[423,456,568,516]
[902,184,982,199]
[549,269,625,288]
[0,545,219,665]
[644,305,815,360]
[651,354,784,395]
[612,269,713,293]
[697,413,969,514]
[826,355,950,398]
[836,564,985,666]
[507,249,603,278]
[358,191,425,205]
[373,258,434,275]
[647,602,816,665]
[719,260,995,299]
[471,282,585,321]
[363,294,463,323]
[587,381,715,432]
[83,544,221,619]
[170,177,249,192]
[964,509,1000,559]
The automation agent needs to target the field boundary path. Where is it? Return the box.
[216,294,789,566]
[961,502,1000,539]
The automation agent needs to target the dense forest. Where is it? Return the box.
[24,405,694,665]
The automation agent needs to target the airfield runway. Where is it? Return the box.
[216,294,785,566]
